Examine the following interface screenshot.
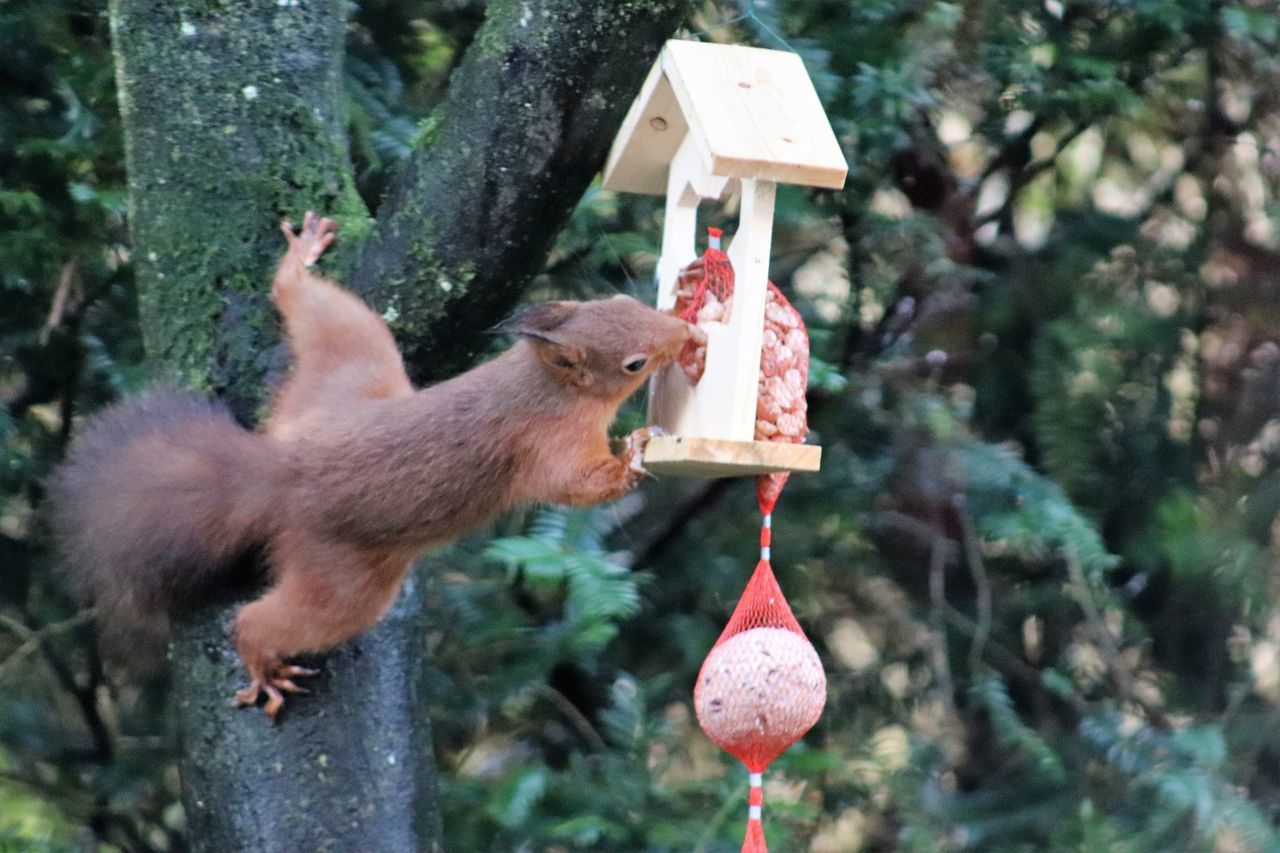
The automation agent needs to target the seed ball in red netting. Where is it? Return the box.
[694,627,827,764]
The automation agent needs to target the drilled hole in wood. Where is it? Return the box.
[649,116,668,131]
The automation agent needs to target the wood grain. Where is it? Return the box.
[643,435,821,478]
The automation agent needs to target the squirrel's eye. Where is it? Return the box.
[623,356,648,374]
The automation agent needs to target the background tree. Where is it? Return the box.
[6,0,1280,850]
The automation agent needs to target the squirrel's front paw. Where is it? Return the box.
[623,426,667,475]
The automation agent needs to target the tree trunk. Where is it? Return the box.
[108,0,371,417]
[107,1,438,848]
[109,0,688,847]
[171,578,441,853]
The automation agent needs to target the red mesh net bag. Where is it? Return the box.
[693,547,826,851]
[679,227,825,852]
[754,281,809,515]
[675,227,734,382]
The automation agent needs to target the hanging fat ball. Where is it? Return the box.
[694,626,826,767]
[695,546,826,852]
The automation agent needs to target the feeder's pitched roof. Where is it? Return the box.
[603,40,848,196]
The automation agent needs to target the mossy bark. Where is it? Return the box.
[110,0,689,848]
[109,0,371,417]
[354,0,691,381]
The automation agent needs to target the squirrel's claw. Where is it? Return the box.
[235,662,320,721]
[262,684,286,719]
[278,664,319,678]
[273,678,309,695]
[234,679,262,708]
[677,257,706,285]
[624,426,667,476]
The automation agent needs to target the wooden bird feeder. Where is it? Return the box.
[602,40,848,477]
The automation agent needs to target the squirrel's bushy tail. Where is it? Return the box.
[49,390,284,631]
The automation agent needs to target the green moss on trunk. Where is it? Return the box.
[109,0,370,414]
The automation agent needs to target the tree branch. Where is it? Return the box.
[353,0,692,381]
[953,494,992,675]
[927,515,957,717]
[1065,551,1170,729]
[0,610,93,681]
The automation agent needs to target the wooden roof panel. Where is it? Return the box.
[603,40,848,195]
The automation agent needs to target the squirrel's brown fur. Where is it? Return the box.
[50,212,700,718]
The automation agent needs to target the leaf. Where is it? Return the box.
[953,442,1118,579]
[484,507,644,658]
[970,674,1066,782]
[545,814,629,845]
[485,766,548,830]
[597,676,643,750]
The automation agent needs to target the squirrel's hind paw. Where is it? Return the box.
[280,210,338,268]
[235,664,320,721]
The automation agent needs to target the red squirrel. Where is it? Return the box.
[51,212,704,719]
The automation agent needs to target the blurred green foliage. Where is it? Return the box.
[5,0,1280,849]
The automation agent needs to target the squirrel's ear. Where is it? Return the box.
[495,301,577,341]
[497,301,590,386]
[526,338,589,387]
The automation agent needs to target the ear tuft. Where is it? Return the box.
[496,301,577,341]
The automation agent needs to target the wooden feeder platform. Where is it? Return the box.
[644,436,821,478]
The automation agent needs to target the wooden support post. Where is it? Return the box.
[648,133,729,439]
[721,177,775,441]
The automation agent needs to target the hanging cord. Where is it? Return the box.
[743,769,766,851]
[759,513,771,562]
